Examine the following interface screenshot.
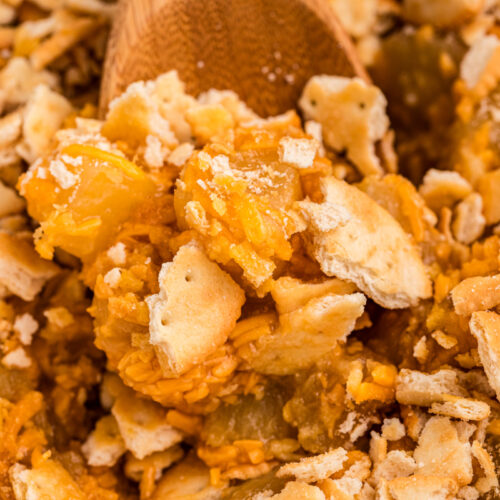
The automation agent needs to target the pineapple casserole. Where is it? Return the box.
[2,0,500,499]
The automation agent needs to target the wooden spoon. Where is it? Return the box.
[100,0,367,117]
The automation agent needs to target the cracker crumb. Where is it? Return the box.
[381,418,405,441]
[81,415,126,467]
[277,448,348,483]
[2,347,31,369]
[413,336,429,363]
[49,159,78,189]
[431,330,458,349]
[430,395,490,421]
[144,134,167,168]
[107,243,126,266]
[452,274,500,315]
[112,389,183,459]
[168,142,194,167]
[460,35,500,89]
[396,369,467,406]
[103,268,121,288]
[278,137,318,168]
[13,313,38,345]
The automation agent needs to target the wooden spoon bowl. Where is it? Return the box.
[100,0,367,117]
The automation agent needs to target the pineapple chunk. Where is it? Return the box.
[21,144,156,259]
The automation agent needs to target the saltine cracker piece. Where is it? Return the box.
[147,243,244,377]
[469,311,500,400]
[298,177,431,309]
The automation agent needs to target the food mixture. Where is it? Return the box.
[1,0,500,499]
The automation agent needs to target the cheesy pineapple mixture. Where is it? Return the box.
[2,0,500,499]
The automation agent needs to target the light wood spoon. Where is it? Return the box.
[100,0,368,117]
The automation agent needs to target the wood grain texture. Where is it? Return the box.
[100,0,367,117]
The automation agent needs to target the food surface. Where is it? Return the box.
[1,1,500,499]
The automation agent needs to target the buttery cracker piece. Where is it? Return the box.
[277,448,348,482]
[271,276,357,315]
[143,134,168,168]
[431,330,458,350]
[298,177,431,309]
[246,292,366,375]
[457,485,480,500]
[13,313,38,345]
[460,35,500,90]
[382,475,459,500]
[270,482,326,500]
[0,111,22,149]
[414,417,472,486]
[2,347,31,369]
[146,243,245,377]
[103,79,177,148]
[100,372,127,410]
[112,390,183,459]
[478,169,500,225]
[276,448,347,483]
[151,453,221,500]
[168,142,194,167]
[0,232,59,301]
[381,418,405,441]
[318,476,363,500]
[451,274,500,315]
[403,0,484,29]
[0,57,58,108]
[419,169,472,213]
[299,76,388,177]
[107,242,126,266]
[469,311,500,400]
[370,431,387,464]
[125,446,184,482]
[197,89,258,124]
[413,336,429,363]
[0,183,24,218]
[185,103,234,144]
[396,369,468,406]
[371,451,416,486]
[401,407,428,442]
[9,460,86,500]
[452,193,485,245]
[21,84,73,162]
[471,440,498,494]
[278,137,318,169]
[329,0,377,38]
[430,395,490,421]
[81,415,126,467]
